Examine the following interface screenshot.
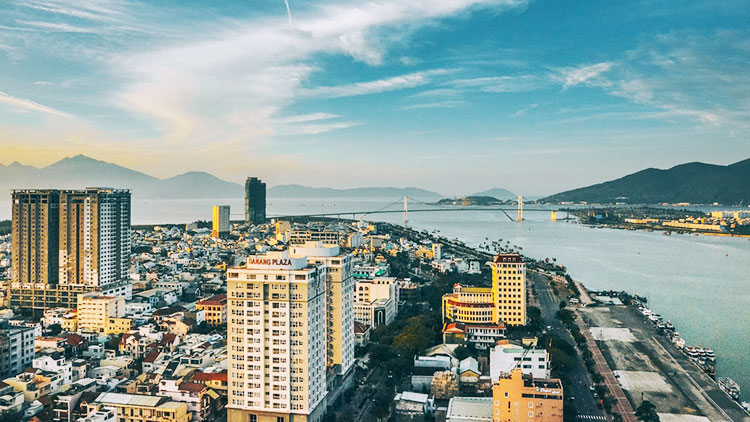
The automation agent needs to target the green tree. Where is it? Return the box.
[47,323,62,335]
[635,400,660,422]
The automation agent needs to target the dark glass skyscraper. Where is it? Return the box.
[244,177,266,224]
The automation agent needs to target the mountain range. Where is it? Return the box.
[542,158,750,205]
[0,155,445,200]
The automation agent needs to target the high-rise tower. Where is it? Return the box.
[244,177,266,224]
[212,205,230,238]
[10,188,131,311]
[226,250,328,422]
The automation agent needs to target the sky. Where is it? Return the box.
[0,0,749,196]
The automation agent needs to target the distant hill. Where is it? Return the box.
[267,184,443,200]
[470,188,516,200]
[0,155,444,201]
[0,155,243,199]
[542,158,750,205]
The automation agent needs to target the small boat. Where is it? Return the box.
[665,321,675,331]
[705,348,715,362]
[685,346,699,359]
[718,378,741,401]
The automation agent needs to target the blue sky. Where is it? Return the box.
[0,0,748,195]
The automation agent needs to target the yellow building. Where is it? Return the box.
[87,392,191,422]
[212,205,230,238]
[196,294,228,326]
[491,254,527,326]
[492,369,563,422]
[62,311,78,332]
[77,293,126,334]
[442,253,527,327]
[106,317,133,335]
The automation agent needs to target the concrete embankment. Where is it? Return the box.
[575,297,749,422]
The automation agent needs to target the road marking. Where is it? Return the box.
[577,415,607,420]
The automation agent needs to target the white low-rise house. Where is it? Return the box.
[489,340,550,382]
[0,382,24,416]
[42,308,70,327]
[33,352,73,386]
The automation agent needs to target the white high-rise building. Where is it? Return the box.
[226,250,328,422]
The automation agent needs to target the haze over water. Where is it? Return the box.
[2,196,748,395]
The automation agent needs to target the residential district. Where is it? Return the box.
[0,180,748,422]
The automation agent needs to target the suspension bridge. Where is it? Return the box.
[267,196,565,225]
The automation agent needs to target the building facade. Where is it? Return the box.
[489,341,550,382]
[226,250,327,422]
[196,294,228,326]
[491,369,563,422]
[244,177,266,224]
[289,242,355,379]
[77,293,126,334]
[9,188,131,311]
[0,320,34,379]
[212,205,230,238]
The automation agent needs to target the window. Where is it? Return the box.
[249,415,257,422]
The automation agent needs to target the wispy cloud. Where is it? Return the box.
[554,62,613,89]
[402,100,468,110]
[0,91,74,118]
[510,103,538,117]
[450,75,544,92]
[305,69,451,99]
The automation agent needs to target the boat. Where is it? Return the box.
[718,377,741,401]
[705,347,715,362]
[685,346,699,359]
[665,321,675,331]
[672,333,686,349]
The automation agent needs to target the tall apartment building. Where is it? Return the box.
[490,253,526,326]
[290,242,355,394]
[491,369,563,422]
[0,319,35,378]
[244,177,266,224]
[226,250,328,422]
[212,205,231,238]
[10,188,131,311]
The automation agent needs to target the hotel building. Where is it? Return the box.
[9,188,131,311]
[77,293,127,334]
[212,205,231,238]
[226,250,328,422]
[441,253,526,330]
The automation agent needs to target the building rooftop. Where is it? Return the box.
[446,397,493,422]
[95,392,166,407]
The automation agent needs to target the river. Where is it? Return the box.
[1,197,748,397]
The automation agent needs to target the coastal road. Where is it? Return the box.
[529,271,606,420]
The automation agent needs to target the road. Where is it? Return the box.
[529,271,607,420]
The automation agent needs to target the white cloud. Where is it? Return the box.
[510,103,538,117]
[554,62,613,89]
[402,100,468,110]
[110,0,527,146]
[304,69,451,99]
[0,91,73,118]
[450,75,544,92]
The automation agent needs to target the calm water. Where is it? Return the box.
[1,197,748,396]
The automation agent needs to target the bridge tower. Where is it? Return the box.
[403,196,408,227]
[517,195,523,222]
